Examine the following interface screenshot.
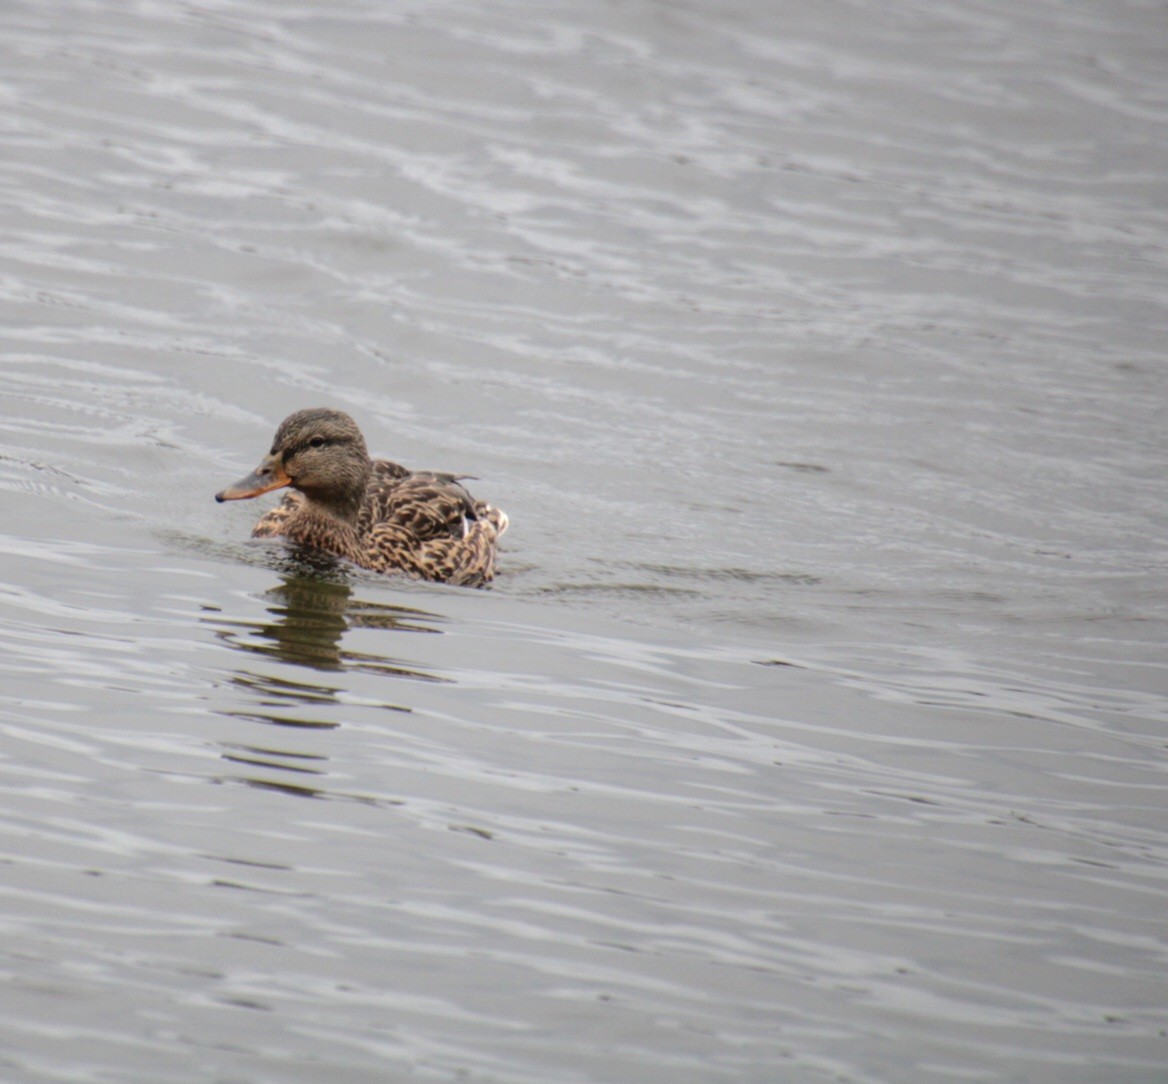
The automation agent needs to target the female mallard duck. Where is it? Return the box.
[215,408,508,586]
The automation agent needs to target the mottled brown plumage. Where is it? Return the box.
[215,408,508,586]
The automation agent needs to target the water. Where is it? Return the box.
[1,0,1166,1080]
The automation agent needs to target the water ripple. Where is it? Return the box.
[1,0,1166,1080]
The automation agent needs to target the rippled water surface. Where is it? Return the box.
[2,1,1167,1081]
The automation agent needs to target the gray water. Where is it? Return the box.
[1,1,1166,1081]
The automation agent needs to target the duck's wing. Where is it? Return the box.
[359,469,478,541]
[366,516,503,586]
[361,469,507,586]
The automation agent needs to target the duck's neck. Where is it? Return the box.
[295,458,371,524]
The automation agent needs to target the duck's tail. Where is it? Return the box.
[475,502,509,539]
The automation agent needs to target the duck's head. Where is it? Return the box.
[215,408,372,519]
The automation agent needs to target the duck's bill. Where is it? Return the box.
[215,459,290,502]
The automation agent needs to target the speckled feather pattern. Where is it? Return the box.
[232,410,508,587]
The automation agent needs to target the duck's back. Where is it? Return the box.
[360,459,508,586]
[357,460,476,542]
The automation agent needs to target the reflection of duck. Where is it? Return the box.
[205,574,446,680]
[216,408,509,586]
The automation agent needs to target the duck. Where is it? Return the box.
[215,408,508,586]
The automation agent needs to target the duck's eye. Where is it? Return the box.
[308,437,326,449]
